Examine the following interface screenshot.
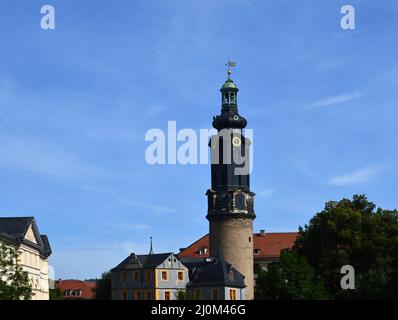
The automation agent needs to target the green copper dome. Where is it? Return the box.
[221,79,237,90]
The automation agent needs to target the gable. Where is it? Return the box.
[155,253,187,270]
[155,253,173,268]
[0,217,51,257]
[0,217,33,244]
[24,223,40,244]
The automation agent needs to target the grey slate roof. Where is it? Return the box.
[179,257,208,271]
[111,252,174,271]
[40,235,52,257]
[0,217,52,257]
[0,217,33,241]
[186,251,245,288]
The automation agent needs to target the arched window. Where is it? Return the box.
[223,93,228,104]
[230,92,236,104]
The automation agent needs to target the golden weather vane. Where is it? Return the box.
[226,60,236,79]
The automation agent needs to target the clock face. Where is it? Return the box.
[232,136,242,147]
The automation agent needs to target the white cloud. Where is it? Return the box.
[117,197,177,214]
[50,247,121,279]
[50,239,174,279]
[257,189,274,198]
[120,241,151,255]
[0,77,16,128]
[0,134,108,180]
[328,166,378,186]
[145,105,166,118]
[114,223,152,231]
[305,92,363,109]
[80,186,177,215]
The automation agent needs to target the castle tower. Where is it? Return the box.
[206,65,256,300]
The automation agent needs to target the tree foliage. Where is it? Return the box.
[255,250,328,300]
[294,195,398,299]
[94,271,112,300]
[0,243,33,300]
[49,287,63,300]
[255,195,398,299]
[175,289,193,300]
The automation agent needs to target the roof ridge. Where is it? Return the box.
[22,217,34,235]
[137,252,173,256]
[254,232,299,235]
[180,234,209,252]
[220,255,229,285]
[0,216,35,219]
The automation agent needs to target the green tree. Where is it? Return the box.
[255,250,328,300]
[175,289,193,300]
[49,287,63,300]
[94,271,112,300]
[294,194,398,299]
[0,243,33,300]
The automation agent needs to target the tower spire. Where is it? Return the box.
[226,60,236,80]
[149,236,154,255]
[212,61,247,131]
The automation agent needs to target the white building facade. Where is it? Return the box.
[0,217,52,300]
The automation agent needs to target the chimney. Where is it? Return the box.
[260,230,266,237]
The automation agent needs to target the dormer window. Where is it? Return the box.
[71,290,82,297]
[198,247,208,255]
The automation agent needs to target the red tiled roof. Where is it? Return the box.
[252,232,298,258]
[55,280,96,300]
[178,232,299,260]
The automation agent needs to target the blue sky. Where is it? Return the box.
[0,0,397,279]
